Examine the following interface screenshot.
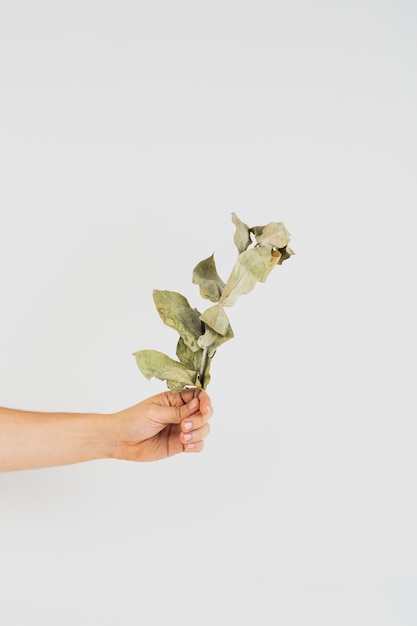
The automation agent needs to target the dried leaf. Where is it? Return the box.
[276,245,295,265]
[198,303,234,355]
[197,327,233,356]
[176,337,213,388]
[200,303,233,336]
[197,329,221,356]
[134,349,197,392]
[220,245,279,307]
[176,336,199,370]
[153,290,202,352]
[231,212,252,253]
[250,221,291,249]
[192,254,226,302]
[134,213,294,391]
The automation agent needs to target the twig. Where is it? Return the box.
[194,346,208,398]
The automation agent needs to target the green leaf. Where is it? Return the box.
[250,221,291,249]
[231,212,252,253]
[192,254,226,302]
[134,349,197,392]
[220,245,280,306]
[153,290,203,352]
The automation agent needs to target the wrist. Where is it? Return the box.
[93,412,124,461]
[106,405,155,463]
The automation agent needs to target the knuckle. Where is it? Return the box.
[174,405,183,423]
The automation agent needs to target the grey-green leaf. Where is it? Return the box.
[198,303,234,354]
[220,245,279,306]
[134,349,197,392]
[176,336,198,370]
[176,337,202,371]
[249,221,291,249]
[231,212,252,253]
[153,290,202,352]
[176,338,212,388]
[192,254,226,302]
[198,326,234,356]
[134,215,294,391]
[200,303,233,336]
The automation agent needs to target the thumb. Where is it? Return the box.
[158,397,200,426]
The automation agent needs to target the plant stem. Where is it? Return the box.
[195,347,208,397]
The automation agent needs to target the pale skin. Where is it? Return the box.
[0,388,213,472]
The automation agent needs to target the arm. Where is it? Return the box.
[0,388,213,472]
[0,407,113,471]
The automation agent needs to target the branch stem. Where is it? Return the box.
[195,347,209,397]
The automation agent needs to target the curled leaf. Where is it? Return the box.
[134,349,197,392]
[197,326,233,356]
[200,303,233,336]
[198,303,234,355]
[276,245,295,265]
[176,337,212,388]
[220,245,280,307]
[192,254,226,302]
[153,290,202,352]
[250,221,291,249]
[231,212,252,253]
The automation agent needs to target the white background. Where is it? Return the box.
[1,1,416,624]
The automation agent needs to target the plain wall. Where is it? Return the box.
[1,1,416,624]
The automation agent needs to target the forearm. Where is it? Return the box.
[0,407,119,472]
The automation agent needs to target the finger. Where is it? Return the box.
[156,389,213,425]
[196,389,213,418]
[180,407,212,435]
[179,388,199,405]
[180,423,210,447]
[171,397,200,424]
[183,440,205,453]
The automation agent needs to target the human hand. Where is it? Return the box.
[112,388,213,462]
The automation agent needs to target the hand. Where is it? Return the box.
[113,388,213,462]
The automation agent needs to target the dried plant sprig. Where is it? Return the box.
[134,213,294,391]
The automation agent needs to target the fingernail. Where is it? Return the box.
[183,433,192,442]
[185,442,195,450]
[188,399,198,411]
[183,421,193,431]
